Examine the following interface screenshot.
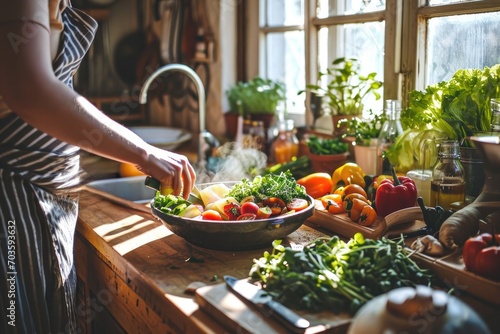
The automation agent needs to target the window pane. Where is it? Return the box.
[265,31,305,114]
[318,22,385,115]
[317,0,385,18]
[426,11,500,85]
[262,0,304,27]
[428,0,479,5]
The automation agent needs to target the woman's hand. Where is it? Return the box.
[137,145,196,199]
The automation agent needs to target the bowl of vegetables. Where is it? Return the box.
[150,172,314,251]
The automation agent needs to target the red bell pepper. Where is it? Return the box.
[375,168,417,217]
[462,233,500,281]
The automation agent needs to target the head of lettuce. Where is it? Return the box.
[387,64,500,173]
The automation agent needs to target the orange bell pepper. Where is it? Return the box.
[297,172,334,199]
[321,194,345,214]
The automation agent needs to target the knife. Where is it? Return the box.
[224,275,310,333]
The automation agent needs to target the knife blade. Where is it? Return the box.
[224,275,310,333]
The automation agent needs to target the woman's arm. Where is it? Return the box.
[0,4,195,198]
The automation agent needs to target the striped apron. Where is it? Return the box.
[0,7,97,334]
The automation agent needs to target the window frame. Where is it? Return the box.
[247,0,500,127]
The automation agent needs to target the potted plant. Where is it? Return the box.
[305,135,349,174]
[299,57,383,135]
[224,77,286,138]
[338,110,387,174]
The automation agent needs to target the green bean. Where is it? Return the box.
[250,233,434,314]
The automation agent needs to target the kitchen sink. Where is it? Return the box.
[85,176,156,210]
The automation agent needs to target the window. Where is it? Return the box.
[249,0,500,126]
[258,0,305,120]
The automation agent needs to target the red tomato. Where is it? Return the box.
[237,213,256,220]
[286,198,309,212]
[256,206,272,219]
[223,203,241,220]
[241,201,259,215]
[262,197,286,216]
[201,209,222,221]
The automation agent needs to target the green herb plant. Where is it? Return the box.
[226,77,286,116]
[338,109,387,146]
[299,57,383,116]
[250,233,434,315]
[388,65,500,172]
[227,171,307,204]
[307,135,349,155]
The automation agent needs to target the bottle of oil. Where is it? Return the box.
[270,119,299,164]
[430,140,465,210]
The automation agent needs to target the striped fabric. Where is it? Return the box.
[1,7,97,334]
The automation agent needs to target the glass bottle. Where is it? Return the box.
[430,140,465,210]
[377,100,404,175]
[490,98,500,132]
[271,119,299,164]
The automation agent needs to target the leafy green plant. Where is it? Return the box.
[299,57,383,116]
[226,77,286,115]
[388,65,500,172]
[338,110,387,146]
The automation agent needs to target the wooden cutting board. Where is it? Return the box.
[307,200,426,239]
[195,282,351,334]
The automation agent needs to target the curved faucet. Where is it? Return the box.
[139,63,219,168]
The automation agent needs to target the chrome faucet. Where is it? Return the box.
[139,64,219,168]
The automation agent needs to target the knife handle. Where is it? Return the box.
[262,299,310,333]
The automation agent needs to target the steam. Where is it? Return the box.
[195,142,268,184]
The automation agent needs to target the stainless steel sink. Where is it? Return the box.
[85,176,156,212]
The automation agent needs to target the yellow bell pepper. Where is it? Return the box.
[331,162,366,191]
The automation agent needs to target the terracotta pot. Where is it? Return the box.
[224,111,239,139]
[248,113,276,130]
[354,144,378,175]
[307,151,349,175]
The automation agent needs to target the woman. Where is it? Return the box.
[0,1,196,333]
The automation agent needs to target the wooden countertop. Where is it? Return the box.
[75,188,332,333]
[75,188,499,334]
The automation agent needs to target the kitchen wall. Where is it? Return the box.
[75,0,236,141]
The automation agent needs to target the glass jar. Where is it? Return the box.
[270,119,299,164]
[377,100,404,175]
[430,140,466,210]
[244,120,266,151]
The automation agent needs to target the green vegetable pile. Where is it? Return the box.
[227,171,307,204]
[153,193,191,216]
[389,65,500,172]
[307,135,348,155]
[250,233,434,315]
[263,155,312,180]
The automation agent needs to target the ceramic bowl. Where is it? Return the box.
[149,183,315,251]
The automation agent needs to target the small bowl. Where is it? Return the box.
[150,183,315,251]
[129,126,192,151]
